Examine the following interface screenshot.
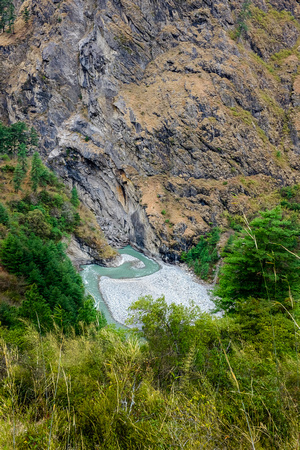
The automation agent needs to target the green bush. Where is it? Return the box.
[214,207,300,312]
[181,227,220,280]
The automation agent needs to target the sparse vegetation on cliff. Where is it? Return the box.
[236,0,252,38]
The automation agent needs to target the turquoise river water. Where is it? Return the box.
[80,246,160,326]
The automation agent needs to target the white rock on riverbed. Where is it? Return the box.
[108,253,146,269]
[99,263,215,325]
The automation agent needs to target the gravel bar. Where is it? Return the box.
[99,262,215,325]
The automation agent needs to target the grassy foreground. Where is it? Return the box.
[0,295,299,449]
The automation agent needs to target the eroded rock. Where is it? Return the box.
[1,0,300,259]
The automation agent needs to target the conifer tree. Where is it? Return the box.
[7,0,14,33]
[22,6,30,24]
[71,186,80,208]
[20,284,52,330]
[17,142,28,173]
[0,122,8,153]
[13,163,26,192]
[6,122,27,155]
[0,0,10,32]
[12,144,28,192]
[0,202,9,225]
[29,126,38,149]
[30,152,43,192]
[0,0,15,33]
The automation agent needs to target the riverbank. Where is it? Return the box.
[99,260,215,325]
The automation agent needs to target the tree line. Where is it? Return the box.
[0,122,104,333]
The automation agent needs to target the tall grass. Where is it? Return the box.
[0,313,298,449]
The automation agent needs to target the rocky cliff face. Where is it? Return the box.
[1,0,300,259]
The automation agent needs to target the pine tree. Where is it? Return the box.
[20,284,52,330]
[0,233,28,273]
[13,163,26,192]
[22,6,30,24]
[0,0,15,33]
[6,122,27,155]
[12,143,28,192]
[0,122,8,153]
[7,0,14,33]
[71,186,80,208]
[29,126,38,149]
[0,0,9,32]
[0,202,9,225]
[236,0,252,37]
[17,142,28,173]
[30,152,43,192]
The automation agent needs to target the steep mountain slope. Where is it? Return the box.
[1,0,300,259]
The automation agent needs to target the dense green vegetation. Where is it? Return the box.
[181,227,220,280]
[0,123,299,448]
[214,207,300,313]
[0,122,37,154]
[0,293,299,449]
[0,123,106,336]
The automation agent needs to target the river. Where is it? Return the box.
[80,246,160,326]
[80,246,215,326]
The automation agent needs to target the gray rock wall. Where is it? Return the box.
[1,0,300,259]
